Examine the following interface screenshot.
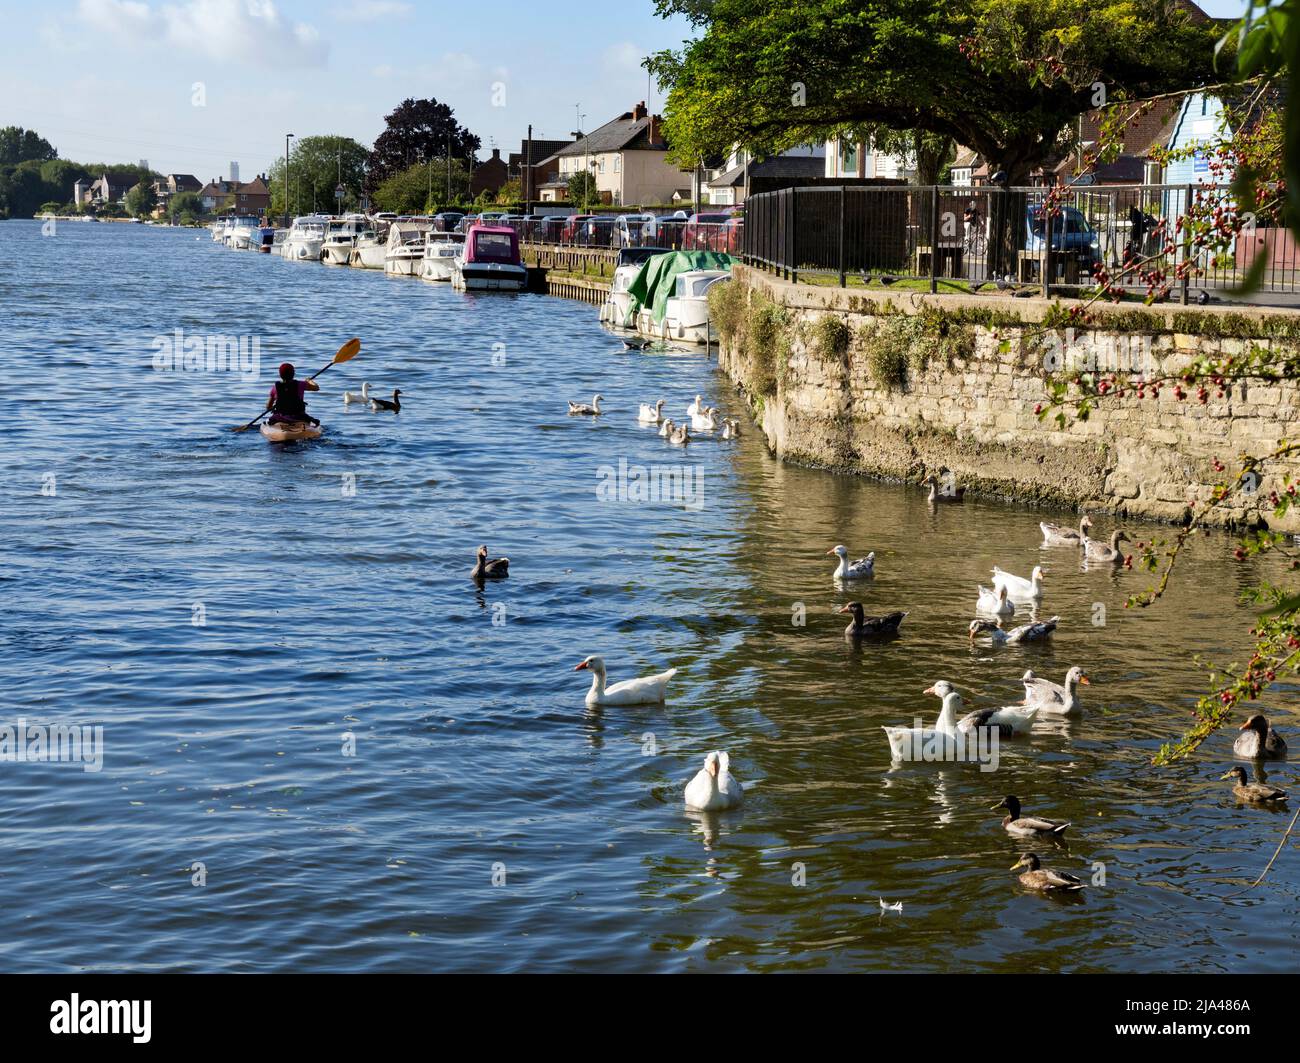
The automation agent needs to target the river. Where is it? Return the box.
[1,218,1295,972]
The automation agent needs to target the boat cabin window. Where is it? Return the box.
[473,233,517,260]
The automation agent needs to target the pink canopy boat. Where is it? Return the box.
[452,224,528,291]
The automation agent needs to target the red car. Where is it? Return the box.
[683,210,742,251]
[560,214,596,244]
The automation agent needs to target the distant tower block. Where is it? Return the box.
[229,162,240,183]
[139,159,149,172]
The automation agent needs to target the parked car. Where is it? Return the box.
[578,216,617,247]
[455,214,480,234]
[614,212,656,247]
[560,214,596,243]
[432,211,465,233]
[533,216,567,242]
[1025,205,1101,273]
[683,211,739,251]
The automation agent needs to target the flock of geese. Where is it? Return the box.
[490,394,1290,894]
[342,381,403,413]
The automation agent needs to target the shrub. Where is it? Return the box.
[813,314,851,360]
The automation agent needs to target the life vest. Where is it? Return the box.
[273,380,306,418]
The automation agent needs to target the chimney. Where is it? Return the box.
[633,100,648,121]
[492,148,500,160]
[649,115,659,144]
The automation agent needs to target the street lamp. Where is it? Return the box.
[284,133,294,227]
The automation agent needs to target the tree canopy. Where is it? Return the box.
[366,98,480,191]
[371,157,472,213]
[267,135,369,216]
[0,126,57,166]
[647,0,1224,181]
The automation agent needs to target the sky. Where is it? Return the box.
[0,0,1254,181]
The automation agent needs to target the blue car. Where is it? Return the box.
[1026,205,1101,272]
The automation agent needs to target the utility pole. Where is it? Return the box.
[525,123,533,215]
[447,132,452,204]
[284,133,293,227]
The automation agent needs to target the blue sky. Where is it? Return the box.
[0,0,1253,180]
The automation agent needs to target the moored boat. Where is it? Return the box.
[349,227,388,269]
[451,224,527,292]
[321,214,369,264]
[280,214,330,261]
[384,217,432,276]
[600,247,671,328]
[420,231,465,282]
[628,252,733,345]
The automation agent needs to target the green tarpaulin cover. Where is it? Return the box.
[626,251,733,325]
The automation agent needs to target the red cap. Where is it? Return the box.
[279,362,294,378]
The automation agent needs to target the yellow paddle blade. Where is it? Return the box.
[333,337,361,363]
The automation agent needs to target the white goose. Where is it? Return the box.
[1021,667,1089,715]
[342,382,371,405]
[828,544,874,580]
[686,394,705,417]
[684,750,744,811]
[638,398,666,424]
[992,565,1045,600]
[690,406,718,432]
[882,681,961,761]
[658,418,675,438]
[976,584,1015,617]
[574,654,675,706]
[568,394,603,416]
[968,616,1059,645]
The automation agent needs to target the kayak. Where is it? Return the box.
[260,420,323,443]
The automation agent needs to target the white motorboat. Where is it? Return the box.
[635,270,731,345]
[226,215,261,249]
[384,217,432,276]
[451,224,528,292]
[349,228,388,269]
[599,248,671,328]
[419,232,466,282]
[280,214,330,261]
[321,213,369,265]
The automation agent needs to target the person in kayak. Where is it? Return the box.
[266,362,319,425]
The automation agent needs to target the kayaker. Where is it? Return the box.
[266,362,319,426]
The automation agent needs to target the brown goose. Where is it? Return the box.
[471,545,509,581]
[1233,714,1287,760]
[992,795,1070,838]
[369,388,402,412]
[921,473,965,503]
[1220,766,1288,803]
[838,602,906,637]
[1010,852,1085,892]
[1040,514,1092,546]
[1084,529,1129,563]
[568,394,603,416]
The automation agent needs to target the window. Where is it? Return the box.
[614,155,621,172]
[840,140,858,176]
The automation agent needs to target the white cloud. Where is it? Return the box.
[332,1,413,21]
[74,0,329,68]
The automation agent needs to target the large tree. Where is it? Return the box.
[371,158,472,213]
[0,126,57,166]
[647,0,1222,185]
[267,135,369,216]
[366,98,480,191]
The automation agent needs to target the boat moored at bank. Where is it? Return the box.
[420,232,466,282]
[322,214,370,265]
[280,214,330,261]
[600,247,672,328]
[451,224,527,292]
[384,217,432,276]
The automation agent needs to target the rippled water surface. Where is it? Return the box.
[1,219,1296,972]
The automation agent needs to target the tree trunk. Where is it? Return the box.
[914,135,954,188]
[983,152,1036,282]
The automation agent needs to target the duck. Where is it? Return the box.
[369,388,402,412]
[568,394,603,416]
[828,544,874,581]
[342,381,371,405]
[976,584,1015,617]
[690,407,718,432]
[1219,765,1288,803]
[686,394,704,417]
[1233,714,1288,760]
[637,398,666,424]
[1040,514,1092,546]
[969,616,1060,645]
[881,681,962,761]
[992,565,1045,600]
[658,418,675,438]
[921,473,965,503]
[1010,852,1085,892]
[471,544,509,581]
[668,422,691,445]
[574,654,676,706]
[839,602,907,637]
[958,701,1040,737]
[992,796,1070,837]
[684,750,744,811]
[623,337,652,351]
[1084,529,1130,563]
[1022,667,1089,715]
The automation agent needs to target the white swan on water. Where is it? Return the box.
[992,565,1044,600]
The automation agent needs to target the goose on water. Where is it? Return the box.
[1022,667,1089,715]
[882,682,961,761]
[568,394,603,416]
[471,544,509,581]
[1084,529,1130,563]
[992,795,1070,837]
[958,699,1040,737]
[638,398,666,424]
[1220,766,1288,803]
[828,544,874,581]
[720,418,740,440]
[1234,714,1287,760]
[684,750,744,811]
[976,584,1015,617]
[969,616,1059,644]
[686,394,705,417]
[922,473,965,503]
[669,422,691,445]
[992,565,1045,600]
[658,418,675,438]
[574,654,676,706]
[839,602,907,638]
[1011,853,1085,892]
[1040,514,1092,546]
[369,388,402,412]
[690,407,718,432]
[342,382,371,405]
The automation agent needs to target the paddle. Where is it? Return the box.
[231,337,361,432]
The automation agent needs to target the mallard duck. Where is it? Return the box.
[1220,766,1288,803]
[574,654,676,706]
[668,422,690,445]
[1084,529,1130,563]
[839,602,907,637]
[992,565,1045,600]
[637,398,666,423]
[658,418,674,438]
[1022,667,1089,715]
[1040,514,1092,546]
[471,545,509,580]
[976,584,1015,617]
[992,795,1070,837]
[969,616,1059,645]
[958,701,1040,737]
[1010,852,1085,892]
[921,473,965,503]
[342,382,371,405]
[568,394,603,416]
[1234,714,1288,760]
[828,544,875,580]
[684,750,744,811]
[369,388,402,412]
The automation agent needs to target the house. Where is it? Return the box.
[507,138,573,201]
[949,147,979,187]
[1054,100,1183,186]
[199,174,271,215]
[824,137,914,181]
[703,146,825,206]
[151,173,202,214]
[470,148,510,197]
[77,174,130,207]
[541,101,688,206]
